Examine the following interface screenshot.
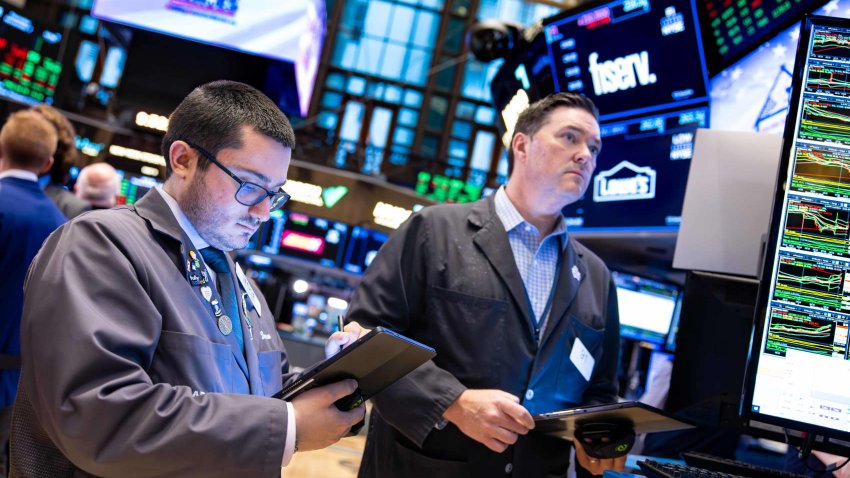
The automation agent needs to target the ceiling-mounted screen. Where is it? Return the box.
[697,0,830,75]
[91,0,325,116]
[0,3,63,105]
[543,0,709,121]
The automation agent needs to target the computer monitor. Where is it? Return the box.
[258,210,349,269]
[115,170,160,206]
[341,226,388,275]
[666,271,760,427]
[613,271,680,348]
[673,129,783,277]
[744,15,850,447]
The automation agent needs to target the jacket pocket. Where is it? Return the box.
[391,438,470,476]
[554,316,605,404]
[257,350,284,397]
[151,331,233,393]
[424,286,508,386]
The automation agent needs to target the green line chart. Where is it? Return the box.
[774,255,849,312]
[765,306,836,357]
[799,97,850,145]
[791,144,850,198]
[813,30,850,62]
[783,197,850,257]
[807,64,850,96]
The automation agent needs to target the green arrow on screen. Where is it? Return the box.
[322,186,348,208]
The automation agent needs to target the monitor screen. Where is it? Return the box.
[341,226,388,275]
[115,170,160,206]
[91,0,324,116]
[613,271,680,347]
[696,0,829,75]
[562,105,708,232]
[745,15,850,442]
[709,1,849,135]
[0,4,63,105]
[260,210,349,268]
[542,0,709,121]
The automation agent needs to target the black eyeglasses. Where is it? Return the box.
[184,141,290,211]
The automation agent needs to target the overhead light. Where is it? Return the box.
[327,297,348,310]
[292,279,309,295]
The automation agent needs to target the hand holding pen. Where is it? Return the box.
[324,313,369,358]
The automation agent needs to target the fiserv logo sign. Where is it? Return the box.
[593,160,657,202]
[588,51,657,96]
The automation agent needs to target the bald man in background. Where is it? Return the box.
[74,162,119,209]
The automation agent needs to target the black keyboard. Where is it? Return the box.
[682,451,807,478]
[638,459,748,478]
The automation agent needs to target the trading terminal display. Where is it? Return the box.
[748,17,850,437]
[697,0,829,73]
[257,210,389,274]
[115,171,160,206]
[537,0,710,232]
[0,7,63,105]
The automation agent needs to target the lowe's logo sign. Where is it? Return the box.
[593,161,657,202]
[588,51,657,96]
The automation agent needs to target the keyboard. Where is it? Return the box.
[637,459,748,478]
[681,451,807,478]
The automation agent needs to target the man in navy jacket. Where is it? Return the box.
[0,110,66,474]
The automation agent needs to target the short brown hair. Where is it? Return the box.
[162,80,296,178]
[509,93,599,163]
[0,110,58,169]
[30,104,77,183]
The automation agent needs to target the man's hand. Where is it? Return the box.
[324,321,369,358]
[442,389,535,453]
[290,379,366,452]
[573,439,627,476]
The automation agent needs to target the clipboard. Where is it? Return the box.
[533,401,693,440]
[273,326,436,401]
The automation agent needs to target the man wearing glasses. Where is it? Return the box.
[11,81,365,477]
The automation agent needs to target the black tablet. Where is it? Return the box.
[274,326,436,401]
[534,401,693,440]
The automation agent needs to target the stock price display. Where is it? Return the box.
[699,0,826,72]
[0,9,63,105]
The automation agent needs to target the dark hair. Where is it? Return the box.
[162,80,296,178]
[29,104,78,184]
[509,92,599,163]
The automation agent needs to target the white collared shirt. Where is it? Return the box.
[0,169,39,182]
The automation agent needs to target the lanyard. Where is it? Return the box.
[523,245,566,344]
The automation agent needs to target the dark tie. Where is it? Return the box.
[199,247,244,353]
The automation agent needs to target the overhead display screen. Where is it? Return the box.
[697,0,829,74]
[0,4,63,105]
[543,0,709,121]
[91,0,325,116]
[562,105,709,232]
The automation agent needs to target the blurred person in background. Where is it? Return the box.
[74,162,120,209]
[30,104,91,219]
[0,110,65,476]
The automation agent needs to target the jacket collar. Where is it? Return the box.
[469,195,586,344]
[134,188,190,244]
